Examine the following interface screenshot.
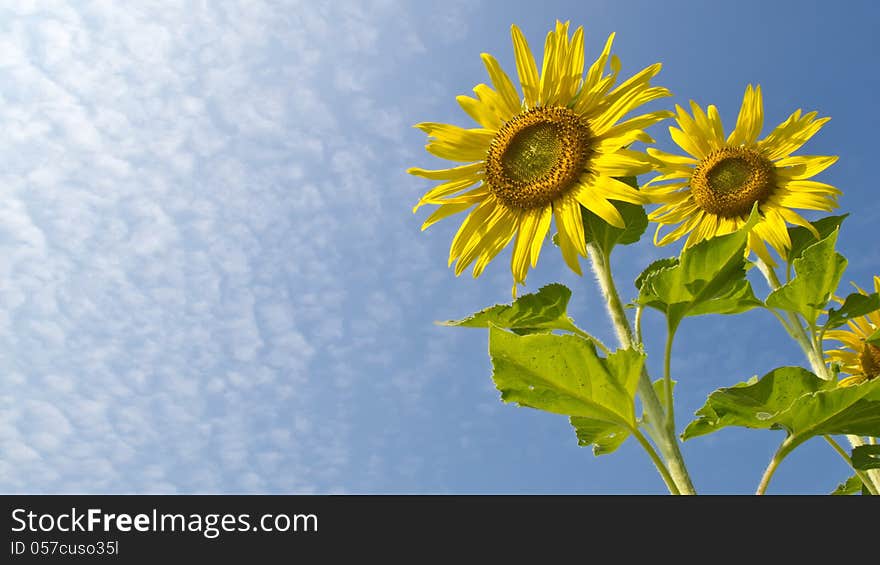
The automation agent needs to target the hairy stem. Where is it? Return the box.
[663,326,677,434]
[824,435,879,495]
[756,438,794,495]
[632,428,680,495]
[587,242,696,495]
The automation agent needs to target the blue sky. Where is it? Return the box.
[1,0,877,494]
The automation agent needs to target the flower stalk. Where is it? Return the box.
[588,242,696,495]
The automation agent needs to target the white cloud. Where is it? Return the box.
[0,0,481,493]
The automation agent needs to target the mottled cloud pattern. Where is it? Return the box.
[0,0,482,493]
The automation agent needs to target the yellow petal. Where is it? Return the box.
[773,155,838,180]
[511,210,540,284]
[473,84,514,122]
[669,125,706,160]
[574,187,625,228]
[748,230,776,267]
[413,177,481,210]
[590,149,655,177]
[530,205,553,267]
[421,201,474,231]
[653,211,704,247]
[407,162,484,181]
[674,103,713,157]
[589,174,647,204]
[457,95,502,130]
[472,210,518,277]
[727,84,763,146]
[705,104,726,146]
[554,192,587,257]
[449,198,497,267]
[511,25,540,108]
[480,54,522,117]
[759,110,830,161]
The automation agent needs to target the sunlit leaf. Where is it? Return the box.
[683,367,880,452]
[489,327,645,447]
[442,283,581,335]
[766,228,847,326]
[637,210,761,329]
[570,417,630,455]
[830,475,863,495]
[825,292,880,330]
[787,214,847,263]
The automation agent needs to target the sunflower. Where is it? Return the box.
[825,277,880,387]
[643,85,840,266]
[408,21,671,296]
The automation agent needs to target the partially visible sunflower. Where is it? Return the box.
[643,85,840,266]
[825,276,880,387]
[408,21,671,296]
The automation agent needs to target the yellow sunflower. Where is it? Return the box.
[643,85,840,266]
[408,21,671,296]
[825,276,880,387]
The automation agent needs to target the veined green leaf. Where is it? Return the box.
[569,417,630,455]
[766,228,847,326]
[830,475,863,495]
[851,445,880,471]
[489,327,645,450]
[441,283,581,335]
[787,214,847,263]
[637,210,761,329]
[634,257,678,293]
[683,367,880,453]
[652,378,676,414]
[824,292,880,330]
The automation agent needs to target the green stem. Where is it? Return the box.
[756,437,795,495]
[824,435,879,495]
[663,325,677,433]
[635,305,645,347]
[587,242,696,495]
[632,428,680,495]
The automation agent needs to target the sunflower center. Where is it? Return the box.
[691,147,776,217]
[485,106,592,209]
[859,343,880,380]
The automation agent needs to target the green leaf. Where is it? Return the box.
[653,378,676,414]
[581,176,648,254]
[787,214,847,263]
[830,475,863,495]
[637,211,762,329]
[766,228,847,326]
[441,283,581,335]
[636,378,678,432]
[489,327,645,434]
[683,367,880,453]
[682,367,825,439]
[634,258,679,292]
[867,329,880,345]
[824,292,880,330]
[851,445,880,471]
[570,417,630,455]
